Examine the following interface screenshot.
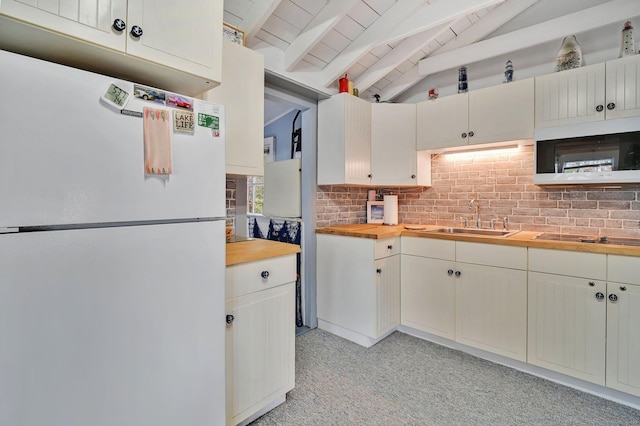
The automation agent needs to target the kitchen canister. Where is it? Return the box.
[383,195,398,225]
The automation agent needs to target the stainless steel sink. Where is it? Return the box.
[426,227,520,238]
[533,232,640,247]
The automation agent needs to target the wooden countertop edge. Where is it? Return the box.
[316,225,640,257]
[226,239,301,266]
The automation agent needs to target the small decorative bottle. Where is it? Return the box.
[620,21,636,57]
[458,66,468,93]
[504,60,514,83]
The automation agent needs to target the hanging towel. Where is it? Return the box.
[143,107,172,175]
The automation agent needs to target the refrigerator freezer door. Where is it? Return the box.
[0,221,225,426]
[0,50,225,227]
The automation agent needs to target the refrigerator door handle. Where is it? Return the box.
[0,227,19,234]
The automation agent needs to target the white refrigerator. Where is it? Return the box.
[0,50,226,426]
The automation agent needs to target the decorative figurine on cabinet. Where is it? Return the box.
[555,35,583,72]
[620,21,636,57]
[504,60,514,83]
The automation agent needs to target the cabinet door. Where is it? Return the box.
[535,62,606,128]
[456,263,527,361]
[417,94,468,150]
[375,255,400,337]
[605,55,640,120]
[401,255,456,340]
[226,283,295,426]
[606,282,640,397]
[371,103,417,186]
[468,79,534,145]
[0,0,127,51]
[528,272,606,385]
[126,0,222,83]
[204,41,264,176]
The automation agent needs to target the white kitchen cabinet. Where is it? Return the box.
[417,78,534,150]
[371,103,431,186]
[318,94,371,185]
[317,234,400,347]
[401,237,456,340]
[606,255,640,397]
[0,0,222,95]
[225,255,296,426]
[535,55,640,128]
[203,40,264,176]
[454,242,527,361]
[527,248,607,385]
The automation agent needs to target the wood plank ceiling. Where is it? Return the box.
[224,0,640,105]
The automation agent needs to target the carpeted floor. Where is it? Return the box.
[250,329,640,425]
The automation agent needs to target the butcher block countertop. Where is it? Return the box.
[226,239,300,266]
[317,224,640,257]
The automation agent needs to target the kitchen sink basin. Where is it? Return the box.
[533,232,640,247]
[426,227,520,238]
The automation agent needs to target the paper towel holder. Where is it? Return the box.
[366,201,384,224]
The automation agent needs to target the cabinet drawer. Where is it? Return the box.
[226,254,296,299]
[608,255,640,285]
[529,248,606,280]
[456,242,526,270]
[401,237,455,260]
[374,237,400,259]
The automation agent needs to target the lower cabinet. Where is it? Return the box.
[225,255,296,426]
[316,234,400,347]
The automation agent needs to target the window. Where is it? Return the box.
[247,175,264,214]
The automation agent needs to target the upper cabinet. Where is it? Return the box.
[417,78,534,150]
[535,55,640,128]
[371,103,430,187]
[318,94,372,185]
[318,94,430,187]
[0,0,223,95]
[203,40,265,176]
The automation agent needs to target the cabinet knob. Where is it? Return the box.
[387,245,393,250]
[588,281,595,286]
[368,174,372,178]
[607,102,616,110]
[608,293,619,303]
[411,174,416,179]
[620,286,627,291]
[468,131,474,137]
[461,133,467,139]
[376,268,382,274]
[455,271,461,278]
[595,292,605,301]
[113,18,126,32]
[226,314,234,324]
[261,270,270,279]
[130,25,143,38]
[447,269,454,276]
[596,105,604,112]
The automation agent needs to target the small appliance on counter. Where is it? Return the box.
[383,195,398,225]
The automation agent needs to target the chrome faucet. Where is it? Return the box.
[469,199,481,228]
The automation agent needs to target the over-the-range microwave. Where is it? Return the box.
[535,117,640,185]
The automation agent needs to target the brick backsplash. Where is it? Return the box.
[317,145,640,237]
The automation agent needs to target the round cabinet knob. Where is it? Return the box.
[447,269,454,276]
[609,293,619,303]
[607,102,616,110]
[226,314,234,324]
[387,245,393,250]
[368,174,372,178]
[113,18,126,32]
[411,174,416,179]
[468,131,474,137]
[588,281,595,287]
[454,271,461,278]
[461,133,467,139]
[376,268,382,274]
[620,286,627,291]
[260,271,269,279]
[596,105,604,112]
[595,292,605,301]
[130,25,143,38]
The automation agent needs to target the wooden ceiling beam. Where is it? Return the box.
[237,0,282,43]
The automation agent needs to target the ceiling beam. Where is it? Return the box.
[418,0,637,77]
[284,0,360,72]
[378,0,540,100]
[352,22,451,93]
[383,0,506,44]
[319,0,426,88]
[237,0,282,43]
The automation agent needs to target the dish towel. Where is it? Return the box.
[144,107,172,175]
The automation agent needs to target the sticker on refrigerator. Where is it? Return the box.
[197,113,220,136]
[133,85,166,104]
[167,93,193,111]
[173,110,195,133]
